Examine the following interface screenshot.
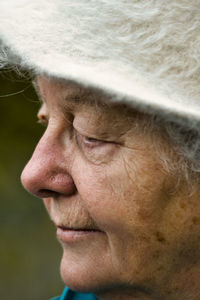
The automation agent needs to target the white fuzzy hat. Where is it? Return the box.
[0,0,200,126]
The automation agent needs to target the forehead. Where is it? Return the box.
[33,76,109,109]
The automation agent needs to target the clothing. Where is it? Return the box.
[51,287,98,300]
[0,0,200,126]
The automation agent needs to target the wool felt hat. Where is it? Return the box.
[0,0,200,126]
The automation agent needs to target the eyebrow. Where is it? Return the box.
[31,77,108,111]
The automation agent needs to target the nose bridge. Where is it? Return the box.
[29,124,64,170]
[21,124,76,197]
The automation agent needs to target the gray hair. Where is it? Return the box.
[152,118,200,185]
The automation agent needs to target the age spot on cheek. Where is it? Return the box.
[192,217,200,226]
[155,231,167,244]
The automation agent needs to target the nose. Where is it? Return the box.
[21,127,77,198]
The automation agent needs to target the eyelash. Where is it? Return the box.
[75,130,105,149]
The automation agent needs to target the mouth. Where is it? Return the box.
[56,225,104,243]
[58,225,101,231]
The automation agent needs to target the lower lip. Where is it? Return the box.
[56,227,103,243]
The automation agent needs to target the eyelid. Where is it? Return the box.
[82,135,105,145]
[73,121,118,145]
[74,129,109,152]
[73,122,104,142]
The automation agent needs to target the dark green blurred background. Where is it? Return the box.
[0,71,64,299]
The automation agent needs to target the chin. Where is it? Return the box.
[60,258,99,293]
[60,250,115,293]
[59,249,162,298]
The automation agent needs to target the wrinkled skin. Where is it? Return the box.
[21,76,200,300]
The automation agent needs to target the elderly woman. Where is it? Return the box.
[1,1,200,299]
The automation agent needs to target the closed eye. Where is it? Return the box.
[76,132,106,149]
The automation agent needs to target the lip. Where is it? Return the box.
[56,226,103,243]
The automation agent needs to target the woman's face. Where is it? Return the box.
[21,76,200,299]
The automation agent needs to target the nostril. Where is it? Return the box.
[37,189,60,198]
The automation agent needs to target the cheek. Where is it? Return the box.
[73,151,167,234]
[73,167,123,233]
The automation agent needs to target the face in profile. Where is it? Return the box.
[21,76,200,299]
